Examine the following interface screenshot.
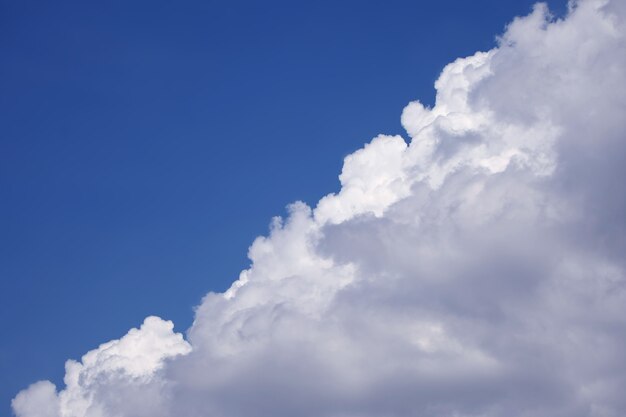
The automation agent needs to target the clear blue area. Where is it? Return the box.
[0,0,566,413]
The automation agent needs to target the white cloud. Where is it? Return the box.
[13,1,626,416]
[14,317,190,417]
[12,382,59,417]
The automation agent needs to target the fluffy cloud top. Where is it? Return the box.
[14,1,626,416]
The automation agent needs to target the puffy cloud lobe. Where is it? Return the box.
[12,382,59,417]
[14,317,190,417]
[14,1,626,416]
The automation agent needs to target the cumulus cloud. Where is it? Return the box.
[14,317,191,417]
[13,1,626,416]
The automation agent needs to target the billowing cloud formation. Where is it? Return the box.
[12,318,191,417]
[14,1,626,416]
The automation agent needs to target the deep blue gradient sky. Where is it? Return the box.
[1,0,566,412]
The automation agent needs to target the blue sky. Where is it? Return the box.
[1,0,570,413]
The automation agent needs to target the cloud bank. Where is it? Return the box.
[13,1,626,416]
